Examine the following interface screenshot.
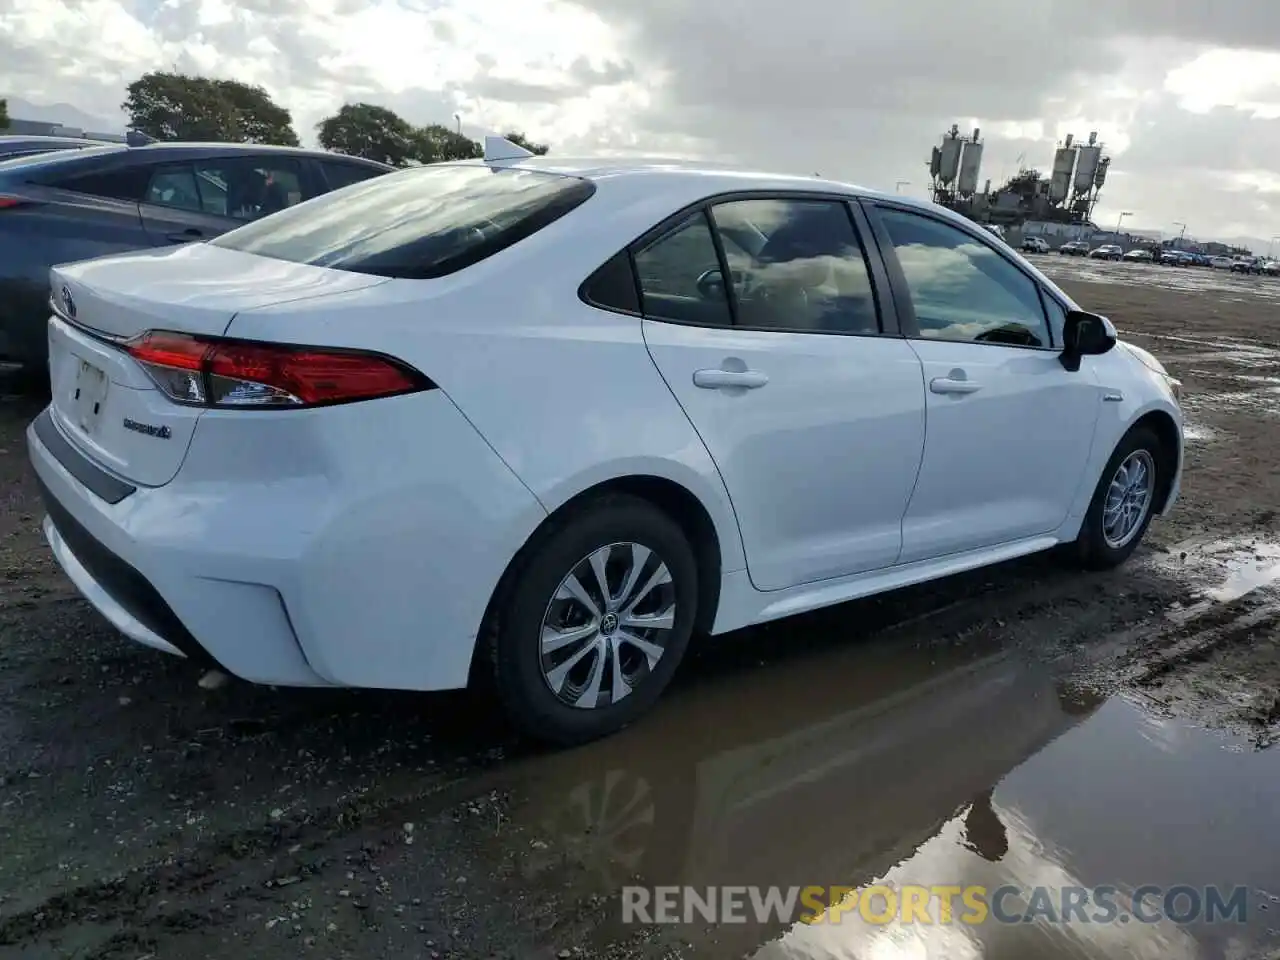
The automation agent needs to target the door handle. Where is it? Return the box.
[166,229,203,243]
[930,377,982,395]
[693,368,769,390]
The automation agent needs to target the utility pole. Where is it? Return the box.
[1115,211,1133,234]
[454,113,461,135]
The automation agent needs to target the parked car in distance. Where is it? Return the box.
[1122,248,1152,263]
[983,224,1006,241]
[0,135,117,161]
[28,147,1185,745]
[1209,256,1235,269]
[1058,240,1090,256]
[1022,236,1049,254]
[1089,244,1122,260]
[0,142,394,379]
[1231,257,1262,275]
[1262,260,1280,276]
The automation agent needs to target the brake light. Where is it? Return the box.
[124,330,433,408]
[0,195,29,210]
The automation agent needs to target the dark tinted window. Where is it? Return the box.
[633,211,732,327]
[581,251,640,314]
[192,157,305,220]
[321,160,385,191]
[710,198,880,334]
[51,164,150,201]
[0,145,124,173]
[877,207,1050,348]
[211,165,595,279]
[145,164,203,211]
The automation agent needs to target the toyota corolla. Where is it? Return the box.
[27,139,1184,745]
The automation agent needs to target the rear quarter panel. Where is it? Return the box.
[225,189,749,576]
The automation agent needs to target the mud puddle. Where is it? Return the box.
[1158,537,1280,604]
[478,637,1280,959]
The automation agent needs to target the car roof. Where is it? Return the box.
[0,141,396,174]
[124,142,393,167]
[465,154,949,214]
[0,134,114,148]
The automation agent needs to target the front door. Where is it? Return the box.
[866,203,1102,563]
[637,196,927,591]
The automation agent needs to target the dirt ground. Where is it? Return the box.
[2,260,1280,959]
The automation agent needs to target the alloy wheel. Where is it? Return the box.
[539,542,678,709]
[1103,449,1155,549]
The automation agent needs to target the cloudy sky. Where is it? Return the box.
[4,0,1280,244]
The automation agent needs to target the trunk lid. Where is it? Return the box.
[50,242,391,341]
[46,244,391,487]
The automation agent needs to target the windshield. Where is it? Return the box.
[211,163,595,280]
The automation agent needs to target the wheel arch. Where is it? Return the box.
[1131,409,1181,513]
[469,473,727,687]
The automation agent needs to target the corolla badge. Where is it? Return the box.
[60,285,76,320]
[122,417,172,440]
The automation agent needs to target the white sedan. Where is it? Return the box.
[28,139,1185,744]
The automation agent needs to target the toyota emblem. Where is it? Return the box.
[60,285,76,320]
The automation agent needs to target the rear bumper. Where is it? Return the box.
[29,412,332,685]
[27,389,548,692]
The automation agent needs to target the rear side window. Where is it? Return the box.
[211,165,594,279]
[320,160,385,191]
[146,165,203,210]
[51,165,151,202]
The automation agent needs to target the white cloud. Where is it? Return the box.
[7,0,1280,241]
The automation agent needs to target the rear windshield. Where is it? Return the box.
[210,164,595,280]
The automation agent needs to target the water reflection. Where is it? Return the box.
[480,630,1280,958]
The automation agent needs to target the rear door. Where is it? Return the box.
[639,195,927,591]
[863,201,1101,562]
[138,155,309,245]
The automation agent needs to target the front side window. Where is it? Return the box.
[877,207,1051,348]
[211,164,594,279]
[193,157,305,220]
[709,198,879,334]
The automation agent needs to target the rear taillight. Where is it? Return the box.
[124,330,433,408]
[0,195,29,210]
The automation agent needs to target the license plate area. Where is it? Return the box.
[71,358,109,436]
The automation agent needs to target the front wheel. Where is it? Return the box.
[485,495,699,745]
[1073,426,1163,570]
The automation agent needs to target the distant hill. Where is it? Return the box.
[2,96,122,135]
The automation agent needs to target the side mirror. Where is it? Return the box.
[1060,310,1117,372]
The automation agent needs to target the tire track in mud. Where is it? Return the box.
[0,766,510,953]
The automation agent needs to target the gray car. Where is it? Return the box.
[0,142,392,382]
[0,135,117,161]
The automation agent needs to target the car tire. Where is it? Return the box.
[1073,426,1164,570]
[485,494,699,745]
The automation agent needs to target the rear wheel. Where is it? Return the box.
[486,495,698,745]
[1074,426,1163,570]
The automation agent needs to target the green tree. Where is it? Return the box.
[317,103,420,166]
[0,99,8,130]
[123,72,298,144]
[503,130,550,156]
[413,123,481,163]
[210,79,299,145]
